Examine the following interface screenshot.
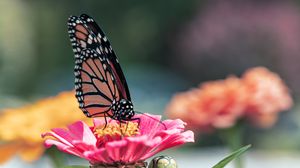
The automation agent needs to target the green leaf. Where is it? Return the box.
[46,147,65,168]
[212,144,251,168]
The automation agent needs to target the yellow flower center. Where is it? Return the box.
[94,121,140,137]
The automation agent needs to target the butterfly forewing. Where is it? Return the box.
[68,16,86,58]
[78,14,131,101]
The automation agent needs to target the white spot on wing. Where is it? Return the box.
[87,38,92,44]
[97,37,101,42]
[103,36,107,42]
[80,41,87,48]
[96,48,101,54]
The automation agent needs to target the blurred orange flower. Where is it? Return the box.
[0,91,91,163]
[242,67,293,128]
[166,67,293,131]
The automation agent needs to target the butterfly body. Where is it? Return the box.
[68,14,136,123]
[111,99,134,121]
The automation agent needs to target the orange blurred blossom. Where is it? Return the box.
[0,91,92,163]
[166,76,247,131]
[242,67,293,128]
[166,67,293,131]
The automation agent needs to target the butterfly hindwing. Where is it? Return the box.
[75,48,120,118]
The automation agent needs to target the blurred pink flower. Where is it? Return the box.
[166,67,293,131]
[42,114,194,166]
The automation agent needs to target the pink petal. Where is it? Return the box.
[121,136,150,162]
[137,114,164,136]
[105,140,127,162]
[93,118,107,127]
[72,140,97,152]
[181,130,195,142]
[162,119,186,130]
[131,136,162,160]
[42,131,73,147]
[84,148,114,164]
[67,121,97,146]
[150,130,194,155]
[93,118,119,128]
[123,136,161,162]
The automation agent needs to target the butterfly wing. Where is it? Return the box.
[75,48,120,117]
[68,15,122,118]
[68,14,131,101]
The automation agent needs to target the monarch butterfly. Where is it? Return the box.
[67,14,139,125]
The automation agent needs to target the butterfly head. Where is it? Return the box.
[111,99,135,120]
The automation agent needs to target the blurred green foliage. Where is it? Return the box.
[0,0,202,98]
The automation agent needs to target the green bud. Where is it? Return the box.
[148,156,178,168]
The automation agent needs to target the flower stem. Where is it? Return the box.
[220,123,244,168]
[46,147,65,168]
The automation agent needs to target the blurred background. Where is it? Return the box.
[1,0,300,167]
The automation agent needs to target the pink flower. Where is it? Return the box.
[165,67,293,131]
[42,113,194,165]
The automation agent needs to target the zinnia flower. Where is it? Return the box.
[42,113,194,167]
[166,76,246,131]
[0,91,91,163]
[242,67,293,128]
[166,67,293,131]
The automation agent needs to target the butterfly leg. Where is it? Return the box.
[103,113,108,130]
[119,121,124,136]
[124,121,130,134]
[89,111,110,129]
[118,120,127,136]
[128,117,141,128]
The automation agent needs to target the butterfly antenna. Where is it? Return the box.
[134,111,167,130]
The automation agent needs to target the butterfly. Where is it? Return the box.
[67,14,139,125]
